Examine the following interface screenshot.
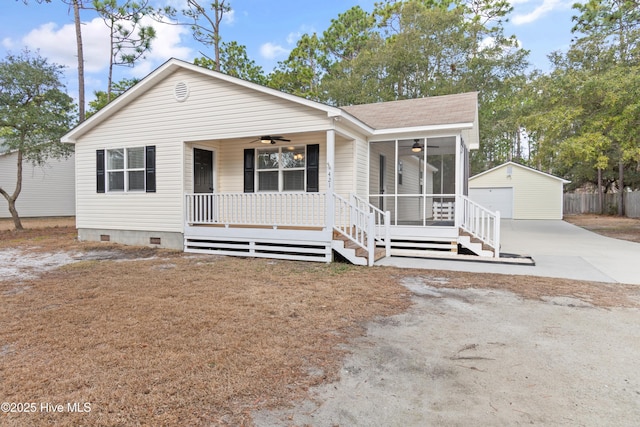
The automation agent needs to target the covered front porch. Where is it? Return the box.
[181,94,499,265]
[182,129,392,265]
[183,190,500,266]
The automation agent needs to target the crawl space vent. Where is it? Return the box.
[174,81,189,102]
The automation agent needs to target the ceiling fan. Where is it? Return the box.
[250,135,291,144]
[411,139,439,152]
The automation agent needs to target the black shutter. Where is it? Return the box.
[306,144,319,192]
[243,148,255,193]
[145,145,156,193]
[96,149,105,193]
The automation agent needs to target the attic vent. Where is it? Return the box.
[174,81,189,102]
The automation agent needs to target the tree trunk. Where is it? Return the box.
[597,167,603,214]
[618,158,624,216]
[0,150,25,230]
[7,198,23,231]
[107,21,114,102]
[73,0,86,122]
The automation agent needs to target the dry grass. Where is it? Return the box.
[0,216,75,232]
[565,214,640,243]
[2,224,639,426]
[1,229,410,426]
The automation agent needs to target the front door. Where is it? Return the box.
[194,148,214,193]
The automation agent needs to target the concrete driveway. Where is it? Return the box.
[378,220,640,285]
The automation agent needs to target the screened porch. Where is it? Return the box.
[368,136,467,227]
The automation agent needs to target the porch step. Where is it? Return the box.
[388,237,458,253]
[457,233,495,257]
[331,233,386,266]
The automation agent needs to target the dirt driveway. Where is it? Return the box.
[253,277,640,426]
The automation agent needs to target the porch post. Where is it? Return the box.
[455,134,462,229]
[326,129,335,231]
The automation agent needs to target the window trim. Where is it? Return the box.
[106,148,125,192]
[99,146,155,193]
[255,145,307,193]
[126,147,146,192]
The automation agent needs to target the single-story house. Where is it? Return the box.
[469,161,569,220]
[0,148,75,219]
[61,58,501,265]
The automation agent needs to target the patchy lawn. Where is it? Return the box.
[1,225,639,426]
[564,214,640,243]
[0,216,75,232]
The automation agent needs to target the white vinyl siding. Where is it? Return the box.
[0,152,75,218]
[74,68,336,233]
[354,137,369,198]
[334,134,354,199]
[469,163,565,220]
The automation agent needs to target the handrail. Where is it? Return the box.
[458,195,501,257]
[351,194,391,258]
[333,193,390,266]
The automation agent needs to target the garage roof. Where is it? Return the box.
[470,161,570,183]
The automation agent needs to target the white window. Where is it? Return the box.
[127,147,145,191]
[257,146,305,192]
[107,147,145,192]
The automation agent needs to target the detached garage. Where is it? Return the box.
[469,162,569,220]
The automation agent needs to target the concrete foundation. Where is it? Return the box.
[78,228,184,250]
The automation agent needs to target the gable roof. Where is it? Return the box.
[342,92,478,130]
[62,58,479,145]
[470,161,570,183]
[62,58,348,143]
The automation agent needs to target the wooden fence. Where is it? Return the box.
[564,191,640,218]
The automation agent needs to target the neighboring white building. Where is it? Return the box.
[62,58,499,265]
[0,149,75,219]
[469,161,569,220]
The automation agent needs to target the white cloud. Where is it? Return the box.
[260,42,289,60]
[512,0,565,25]
[20,15,192,79]
[127,15,194,78]
[479,36,497,51]
[224,9,235,25]
[13,12,193,106]
[2,37,15,50]
[21,20,109,72]
[286,32,301,45]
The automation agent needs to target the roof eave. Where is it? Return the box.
[368,122,476,141]
[469,161,570,183]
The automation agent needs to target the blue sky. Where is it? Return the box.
[1,0,580,106]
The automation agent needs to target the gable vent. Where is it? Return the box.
[174,81,189,102]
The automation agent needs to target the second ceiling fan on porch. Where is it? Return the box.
[250,135,291,144]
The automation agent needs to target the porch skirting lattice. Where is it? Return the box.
[184,235,332,262]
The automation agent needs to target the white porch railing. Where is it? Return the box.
[458,195,501,257]
[352,194,391,258]
[186,193,326,227]
[333,193,391,266]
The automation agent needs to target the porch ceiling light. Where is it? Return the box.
[411,139,423,152]
[260,136,272,144]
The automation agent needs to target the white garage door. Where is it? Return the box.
[468,187,513,219]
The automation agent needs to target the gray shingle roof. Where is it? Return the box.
[341,92,478,130]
